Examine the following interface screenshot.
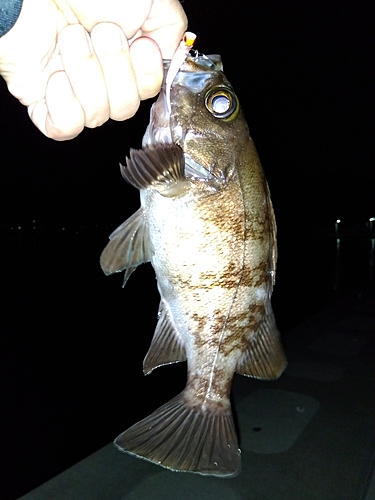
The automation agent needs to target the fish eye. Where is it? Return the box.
[204,87,239,121]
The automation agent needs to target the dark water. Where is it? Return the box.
[1,220,374,499]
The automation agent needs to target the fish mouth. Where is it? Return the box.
[142,60,174,148]
[142,53,223,151]
[142,97,173,147]
[141,54,223,182]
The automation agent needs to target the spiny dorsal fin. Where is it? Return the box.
[100,208,152,280]
[143,302,186,375]
[236,303,287,380]
[121,144,185,191]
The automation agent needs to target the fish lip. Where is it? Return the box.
[142,88,187,149]
[142,92,172,147]
[142,60,174,147]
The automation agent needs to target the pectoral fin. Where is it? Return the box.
[100,208,152,286]
[121,144,187,197]
[143,302,186,375]
[236,303,287,380]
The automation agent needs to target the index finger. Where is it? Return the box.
[62,0,188,60]
[141,0,188,59]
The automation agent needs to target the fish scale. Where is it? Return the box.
[100,42,287,477]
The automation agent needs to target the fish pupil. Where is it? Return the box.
[212,95,231,114]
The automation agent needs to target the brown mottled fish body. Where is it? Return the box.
[101,52,286,477]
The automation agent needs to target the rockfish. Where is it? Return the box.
[100,44,287,478]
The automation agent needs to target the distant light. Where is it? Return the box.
[336,219,341,223]
[369,217,375,222]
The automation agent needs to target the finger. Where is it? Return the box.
[58,24,109,128]
[28,72,85,140]
[45,71,85,140]
[142,0,188,59]
[130,36,163,101]
[60,0,187,59]
[90,23,140,121]
[59,0,151,34]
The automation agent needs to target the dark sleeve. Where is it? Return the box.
[0,0,23,37]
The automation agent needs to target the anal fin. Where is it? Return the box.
[143,302,186,375]
[114,392,241,478]
[236,303,287,379]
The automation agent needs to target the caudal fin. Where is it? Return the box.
[114,392,241,478]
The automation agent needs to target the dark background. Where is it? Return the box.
[1,0,374,498]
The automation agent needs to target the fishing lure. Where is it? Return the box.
[165,32,197,114]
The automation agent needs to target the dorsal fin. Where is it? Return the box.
[121,144,185,191]
[236,302,287,380]
[143,301,186,375]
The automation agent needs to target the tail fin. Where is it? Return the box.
[114,392,241,478]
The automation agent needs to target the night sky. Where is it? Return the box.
[0,0,374,232]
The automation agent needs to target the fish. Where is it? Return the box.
[100,41,287,478]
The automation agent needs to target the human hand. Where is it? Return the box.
[0,0,187,140]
